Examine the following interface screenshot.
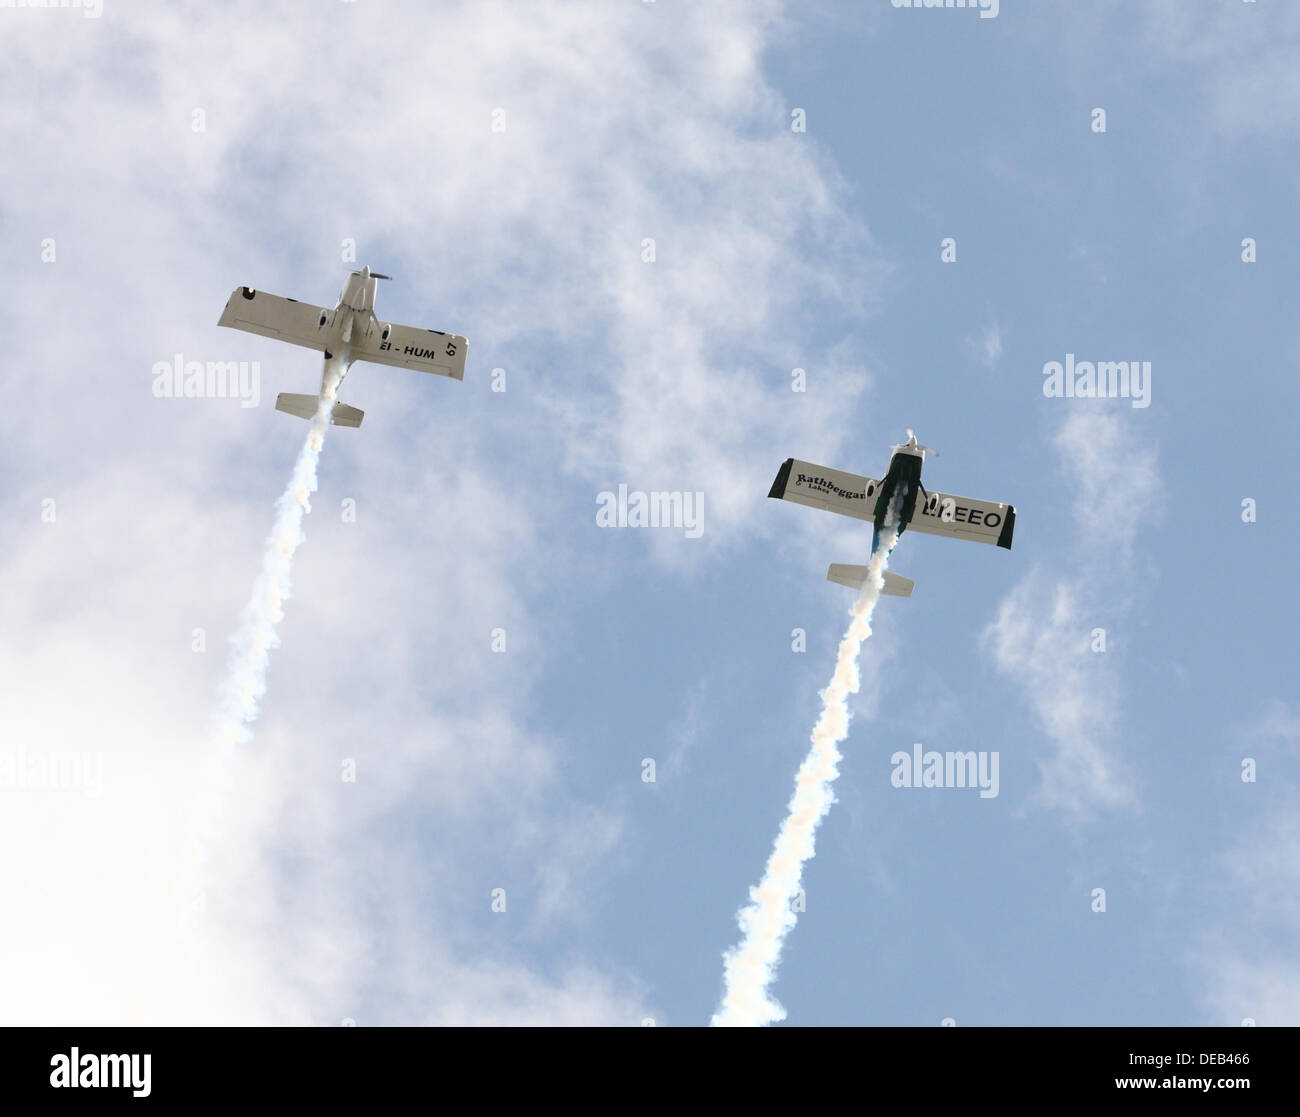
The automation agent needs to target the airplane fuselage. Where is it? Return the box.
[316,267,391,394]
[219,265,468,430]
[766,429,1014,599]
[865,446,926,552]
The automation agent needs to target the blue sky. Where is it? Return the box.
[1,0,1296,1025]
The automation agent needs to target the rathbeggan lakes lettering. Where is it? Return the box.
[794,473,866,503]
[596,485,704,539]
[891,744,999,798]
[50,1048,151,1097]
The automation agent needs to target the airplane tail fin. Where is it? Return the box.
[274,393,364,428]
[826,564,914,598]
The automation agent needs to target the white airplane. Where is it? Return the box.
[217,265,467,428]
[768,430,1016,598]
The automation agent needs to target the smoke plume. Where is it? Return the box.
[711,497,904,1027]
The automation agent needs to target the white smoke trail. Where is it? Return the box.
[711,496,904,1027]
[213,360,344,746]
[175,362,344,1010]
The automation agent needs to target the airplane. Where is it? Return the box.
[767,430,1015,598]
[217,265,468,428]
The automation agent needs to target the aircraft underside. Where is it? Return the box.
[767,433,1016,600]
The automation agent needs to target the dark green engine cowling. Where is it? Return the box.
[871,452,925,543]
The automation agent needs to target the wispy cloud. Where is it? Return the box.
[1192,705,1300,1026]
[1140,0,1300,138]
[967,322,1002,368]
[0,1,868,1023]
[982,409,1160,820]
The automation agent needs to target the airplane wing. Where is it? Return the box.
[353,322,468,381]
[768,458,879,522]
[217,287,334,351]
[908,490,1016,549]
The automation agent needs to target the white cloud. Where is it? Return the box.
[1192,706,1300,1026]
[1139,1,1300,138]
[983,575,1133,818]
[982,409,1160,821]
[967,322,1002,368]
[1052,411,1161,553]
[1197,957,1300,1029]
[0,1,871,1022]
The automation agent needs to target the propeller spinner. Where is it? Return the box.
[892,428,939,457]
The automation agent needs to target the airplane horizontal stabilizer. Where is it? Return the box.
[274,393,364,428]
[826,564,914,598]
